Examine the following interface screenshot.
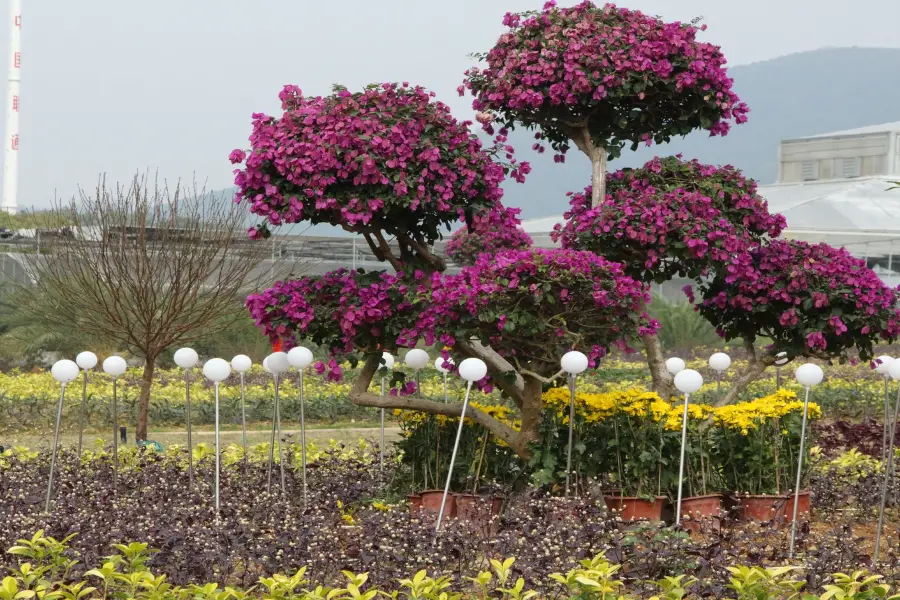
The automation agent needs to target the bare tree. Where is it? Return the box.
[15,174,272,440]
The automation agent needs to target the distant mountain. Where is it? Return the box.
[217,47,900,225]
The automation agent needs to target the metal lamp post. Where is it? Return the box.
[788,363,824,558]
[45,360,80,513]
[560,351,588,498]
[288,346,314,504]
[875,359,900,563]
[174,348,200,489]
[231,355,253,457]
[101,356,127,489]
[434,356,454,403]
[379,352,395,471]
[74,351,98,458]
[673,369,704,525]
[435,357,487,534]
[265,351,291,495]
[202,358,232,519]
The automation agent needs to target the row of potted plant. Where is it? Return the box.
[395,388,820,525]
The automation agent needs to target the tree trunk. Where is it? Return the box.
[643,333,675,400]
[717,359,771,407]
[513,376,545,457]
[589,143,607,208]
[136,357,156,441]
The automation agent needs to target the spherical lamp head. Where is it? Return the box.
[231,354,252,373]
[796,363,824,388]
[561,351,589,375]
[203,358,232,383]
[434,356,454,374]
[405,349,429,370]
[674,369,704,394]
[708,352,731,372]
[102,356,128,378]
[666,357,686,376]
[888,359,900,381]
[287,346,314,369]
[774,352,789,366]
[51,359,80,383]
[75,351,98,371]
[381,352,395,370]
[267,351,290,374]
[174,348,199,369]
[458,358,487,382]
[876,355,894,375]
[262,356,272,374]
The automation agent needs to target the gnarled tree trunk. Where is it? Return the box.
[348,350,546,459]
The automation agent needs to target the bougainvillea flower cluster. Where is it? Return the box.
[246,268,413,379]
[461,1,749,158]
[399,248,658,371]
[553,156,786,283]
[693,239,900,362]
[445,204,533,265]
[230,83,513,243]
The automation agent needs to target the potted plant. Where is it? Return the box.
[675,403,724,531]
[711,390,820,523]
[600,390,676,521]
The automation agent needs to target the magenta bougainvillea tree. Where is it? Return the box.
[232,82,527,270]
[461,0,747,205]
[552,156,786,283]
[235,83,652,456]
[461,1,751,398]
[692,240,900,400]
[445,205,532,265]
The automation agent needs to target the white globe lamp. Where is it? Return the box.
[267,351,290,375]
[75,351,98,371]
[102,356,127,378]
[876,355,894,376]
[796,363,824,388]
[231,354,252,373]
[51,359,79,383]
[709,352,731,372]
[203,358,231,382]
[405,349,429,370]
[288,346,314,369]
[381,352,395,370]
[666,357,686,376]
[434,356,453,374]
[458,358,487,382]
[174,348,199,369]
[561,351,589,375]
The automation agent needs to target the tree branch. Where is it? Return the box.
[349,353,525,453]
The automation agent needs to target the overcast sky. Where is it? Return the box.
[8,0,900,211]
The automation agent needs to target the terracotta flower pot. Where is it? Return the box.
[784,490,811,522]
[604,495,666,521]
[408,494,423,514]
[680,494,723,532]
[735,494,789,522]
[455,493,503,528]
[420,490,456,518]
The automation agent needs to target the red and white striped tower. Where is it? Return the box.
[2,0,21,215]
